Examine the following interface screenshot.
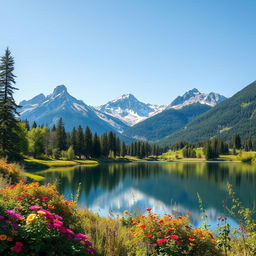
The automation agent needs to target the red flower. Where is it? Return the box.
[187,211,192,215]
[170,235,179,240]
[176,241,182,245]
[146,234,152,238]
[140,225,146,229]
[146,208,152,212]
[41,196,49,201]
[157,238,167,244]
[16,196,24,200]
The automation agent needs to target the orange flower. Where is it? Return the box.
[188,237,195,242]
[48,204,54,209]
[0,235,7,240]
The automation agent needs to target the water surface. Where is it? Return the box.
[35,162,256,228]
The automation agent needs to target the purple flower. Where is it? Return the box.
[12,224,19,228]
[29,205,41,210]
[75,233,88,241]
[4,209,23,219]
[1,225,7,228]
[0,216,4,220]
[5,220,12,224]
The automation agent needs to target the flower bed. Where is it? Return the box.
[0,182,96,255]
[119,209,222,256]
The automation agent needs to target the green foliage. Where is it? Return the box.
[182,145,196,158]
[158,81,256,145]
[0,48,23,160]
[125,103,211,141]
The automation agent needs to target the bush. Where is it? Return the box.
[0,182,96,255]
[119,209,222,256]
[0,159,24,183]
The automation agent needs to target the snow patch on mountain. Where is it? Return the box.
[169,88,226,109]
[98,94,166,126]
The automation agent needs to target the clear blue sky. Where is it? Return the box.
[0,0,255,105]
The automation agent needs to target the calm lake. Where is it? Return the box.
[34,162,256,229]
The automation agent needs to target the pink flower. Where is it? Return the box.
[75,233,88,241]
[0,216,4,220]
[29,205,41,210]
[12,241,23,253]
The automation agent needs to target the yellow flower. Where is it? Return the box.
[26,214,38,225]
[0,235,7,240]
[123,210,129,215]
[37,210,46,215]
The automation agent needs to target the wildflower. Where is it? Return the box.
[41,196,49,201]
[0,234,7,240]
[75,233,88,241]
[146,208,152,212]
[11,241,23,253]
[16,196,24,200]
[157,238,167,244]
[48,204,54,209]
[176,241,182,245]
[26,214,37,225]
[187,211,192,215]
[188,237,195,242]
[29,205,41,210]
[123,210,129,215]
[170,235,179,240]
[140,225,146,229]
[0,216,4,220]
[146,234,153,238]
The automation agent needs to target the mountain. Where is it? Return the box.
[158,81,256,146]
[170,88,226,109]
[97,94,166,126]
[19,85,129,135]
[123,104,211,141]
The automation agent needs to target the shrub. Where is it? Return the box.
[0,182,96,255]
[0,159,24,183]
[119,209,222,256]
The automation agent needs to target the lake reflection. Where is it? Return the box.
[35,162,256,228]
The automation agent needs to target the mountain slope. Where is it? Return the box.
[158,81,256,145]
[123,104,211,141]
[170,88,226,109]
[19,85,129,134]
[98,94,166,126]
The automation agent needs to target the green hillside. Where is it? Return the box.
[123,104,211,141]
[158,81,256,146]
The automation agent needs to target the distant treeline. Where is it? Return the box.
[23,119,166,159]
[170,133,256,160]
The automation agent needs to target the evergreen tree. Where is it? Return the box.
[32,121,37,129]
[0,48,22,160]
[120,142,127,157]
[84,126,93,158]
[232,134,241,149]
[100,133,108,157]
[56,118,67,151]
[92,133,101,158]
[76,125,84,159]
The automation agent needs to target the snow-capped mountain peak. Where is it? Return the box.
[19,85,129,134]
[170,88,226,109]
[98,94,166,126]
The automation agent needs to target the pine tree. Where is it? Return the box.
[76,125,84,159]
[120,142,127,157]
[32,121,37,129]
[56,118,67,151]
[100,133,108,157]
[92,133,101,158]
[0,48,22,160]
[84,126,92,158]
